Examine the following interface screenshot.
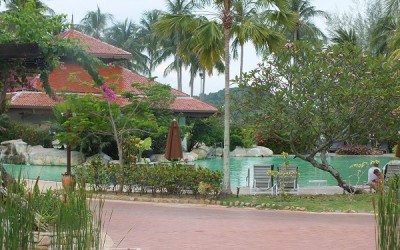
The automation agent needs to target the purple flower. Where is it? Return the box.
[101,83,116,102]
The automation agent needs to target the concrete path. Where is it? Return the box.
[102,200,376,250]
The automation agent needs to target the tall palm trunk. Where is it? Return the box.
[239,43,244,82]
[222,0,232,195]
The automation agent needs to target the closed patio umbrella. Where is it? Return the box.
[165,119,183,161]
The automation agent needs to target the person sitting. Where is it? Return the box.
[367,167,384,192]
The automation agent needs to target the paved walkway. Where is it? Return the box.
[28,180,376,250]
[102,200,375,250]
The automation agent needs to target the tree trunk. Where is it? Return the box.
[221,0,232,196]
[107,102,125,193]
[239,43,244,83]
[189,73,194,97]
[297,151,363,194]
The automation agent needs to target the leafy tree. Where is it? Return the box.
[238,42,400,193]
[54,82,174,164]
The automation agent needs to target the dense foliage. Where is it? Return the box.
[238,42,400,192]
[0,114,53,147]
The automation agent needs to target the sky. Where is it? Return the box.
[8,0,359,95]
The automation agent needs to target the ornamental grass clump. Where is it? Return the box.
[373,176,400,250]
[0,170,105,249]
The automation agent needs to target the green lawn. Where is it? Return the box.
[219,193,375,213]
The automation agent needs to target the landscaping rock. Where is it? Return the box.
[230,147,247,157]
[246,146,273,157]
[28,145,85,166]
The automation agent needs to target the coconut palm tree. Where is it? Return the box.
[157,0,195,91]
[78,6,113,39]
[231,0,294,81]
[331,27,358,46]
[185,0,293,195]
[104,18,148,73]
[4,0,54,15]
[287,0,326,43]
[139,10,174,79]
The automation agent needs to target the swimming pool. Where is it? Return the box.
[195,155,395,186]
[3,155,394,187]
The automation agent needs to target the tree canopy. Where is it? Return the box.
[238,42,400,192]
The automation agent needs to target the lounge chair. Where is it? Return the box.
[328,141,345,153]
[383,162,400,183]
[250,164,275,195]
[378,141,389,154]
[276,165,300,195]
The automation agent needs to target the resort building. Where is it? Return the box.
[5,29,218,149]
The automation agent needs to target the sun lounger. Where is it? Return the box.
[276,165,300,195]
[250,164,275,195]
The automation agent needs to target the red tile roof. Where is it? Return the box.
[7,30,217,115]
[171,97,218,113]
[8,91,217,114]
[57,29,132,60]
[31,64,189,97]
[8,92,57,108]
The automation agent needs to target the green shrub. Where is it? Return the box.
[0,116,53,147]
[75,161,223,197]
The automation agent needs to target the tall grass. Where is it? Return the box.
[373,176,400,250]
[0,173,105,249]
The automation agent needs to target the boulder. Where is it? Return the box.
[247,146,273,157]
[150,154,168,163]
[183,152,198,162]
[0,139,28,164]
[230,147,247,157]
[191,147,209,159]
[215,147,223,157]
[27,145,85,166]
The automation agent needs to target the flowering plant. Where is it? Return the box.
[371,160,380,166]
[198,181,212,195]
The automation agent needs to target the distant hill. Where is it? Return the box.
[197,87,244,108]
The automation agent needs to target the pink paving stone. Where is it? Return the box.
[103,200,376,250]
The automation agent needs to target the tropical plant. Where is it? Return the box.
[238,42,400,193]
[331,27,358,46]
[78,6,113,39]
[138,10,171,78]
[373,176,400,250]
[104,18,148,73]
[286,0,326,43]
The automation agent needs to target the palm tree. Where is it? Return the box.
[164,0,194,91]
[287,0,326,43]
[78,6,113,39]
[231,0,294,81]
[186,0,293,195]
[331,27,358,46]
[105,19,148,73]
[138,10,172,78]
[4,0,55,15]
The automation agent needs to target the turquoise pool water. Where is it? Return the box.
[196,155,395,187]
[3,155,394,186]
